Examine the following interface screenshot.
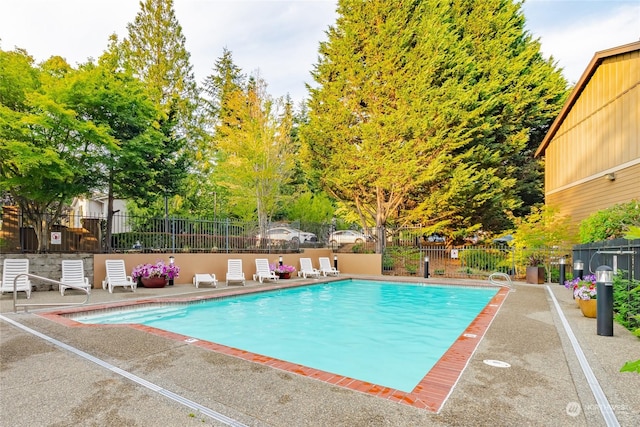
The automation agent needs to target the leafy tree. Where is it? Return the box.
[0,50,110,251]
[286,192,335,224]
[67,41,164,251]
[301,0,567,252]
[212,74,295,230]
[512,205,574,271]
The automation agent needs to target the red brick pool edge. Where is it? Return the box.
[39,283,510,413]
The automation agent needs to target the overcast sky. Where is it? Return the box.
[1,0,638,106]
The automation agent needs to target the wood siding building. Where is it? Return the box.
[535,41,640,227]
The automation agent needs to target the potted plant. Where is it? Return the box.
[131,260,180,288]
[572,275,597,318]
[525,254,546,284]
[271,263,296,279]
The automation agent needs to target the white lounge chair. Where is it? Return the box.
[0,258,32,298]
[193,273,218,288]
[298,257,321,279]
[319,257,340,276]
[226,259,246,286]
[103,259,136,293]
[254,258,279,283]
[60,259,91,296]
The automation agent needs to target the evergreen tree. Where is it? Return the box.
[122,0,197,213]
[191,48,247,218]
[301,0,568,251]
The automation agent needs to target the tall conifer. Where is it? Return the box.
[302,0,568,249]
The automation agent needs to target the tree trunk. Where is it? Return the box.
[105,175,114,253]
[34,213,49,253]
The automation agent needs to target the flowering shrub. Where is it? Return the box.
[131,260,180,281]
[565,274,597,300]
[270,263,296,274]
[575,284,597,300]
[564,274,595,291]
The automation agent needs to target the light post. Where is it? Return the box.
[334,255,338,271]
[573,259,584,280]
[559,257,566,286]
[279,256,283,267]
[596,265,614,336]
[423,256,430,279]
[168,256,175,286]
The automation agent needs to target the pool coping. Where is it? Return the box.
[38,279,510,413]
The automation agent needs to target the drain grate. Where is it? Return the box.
[483,359,511,368]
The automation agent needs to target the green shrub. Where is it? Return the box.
[405,263,418,275]
[351,243,364,253]
[579,200,640,243]
[613,272,640,335]
[382,253,394,270]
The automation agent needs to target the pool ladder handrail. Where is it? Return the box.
[488,271,514,292]
[12,273,90,313]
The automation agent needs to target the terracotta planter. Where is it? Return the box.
[277,272,291,279]
[140,277,167,288]
[578,299,597,318]
[526,266,545,284]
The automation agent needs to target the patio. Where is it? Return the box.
[1,277,638,426]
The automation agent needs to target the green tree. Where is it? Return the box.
[192,48,247,219]
[301,0,567,252]
[512,205,574,272]
[213,74,295,230]
[0,50,110,251]
[286,192,335,224]
[122,0,197,214]
[70,42,164,251]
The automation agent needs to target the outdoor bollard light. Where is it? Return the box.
[334,255,338,270]
[559,257,566,286]
[596,265,614,336]
[573,259,584,280]
[168,256,175,286]
[423,256,430,279]
[279,256,283,267]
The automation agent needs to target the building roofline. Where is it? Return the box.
[534,40,640,158]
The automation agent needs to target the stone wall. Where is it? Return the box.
[0,253,94,292]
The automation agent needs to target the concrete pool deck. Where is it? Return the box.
[1,276,639,426]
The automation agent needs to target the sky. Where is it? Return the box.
[1,0,639,106]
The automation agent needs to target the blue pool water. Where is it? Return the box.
[76,280,497,392]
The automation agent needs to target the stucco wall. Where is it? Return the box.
[1,249,382,292]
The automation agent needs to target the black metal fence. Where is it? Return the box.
[381,244,574,280]
[572,239,640,281]
[0,210,334,254]
[3,208,614,282]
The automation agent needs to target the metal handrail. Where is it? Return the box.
[13,273,90,313]
[489,271,514,292]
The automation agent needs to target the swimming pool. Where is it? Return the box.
[74,279,498,393]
